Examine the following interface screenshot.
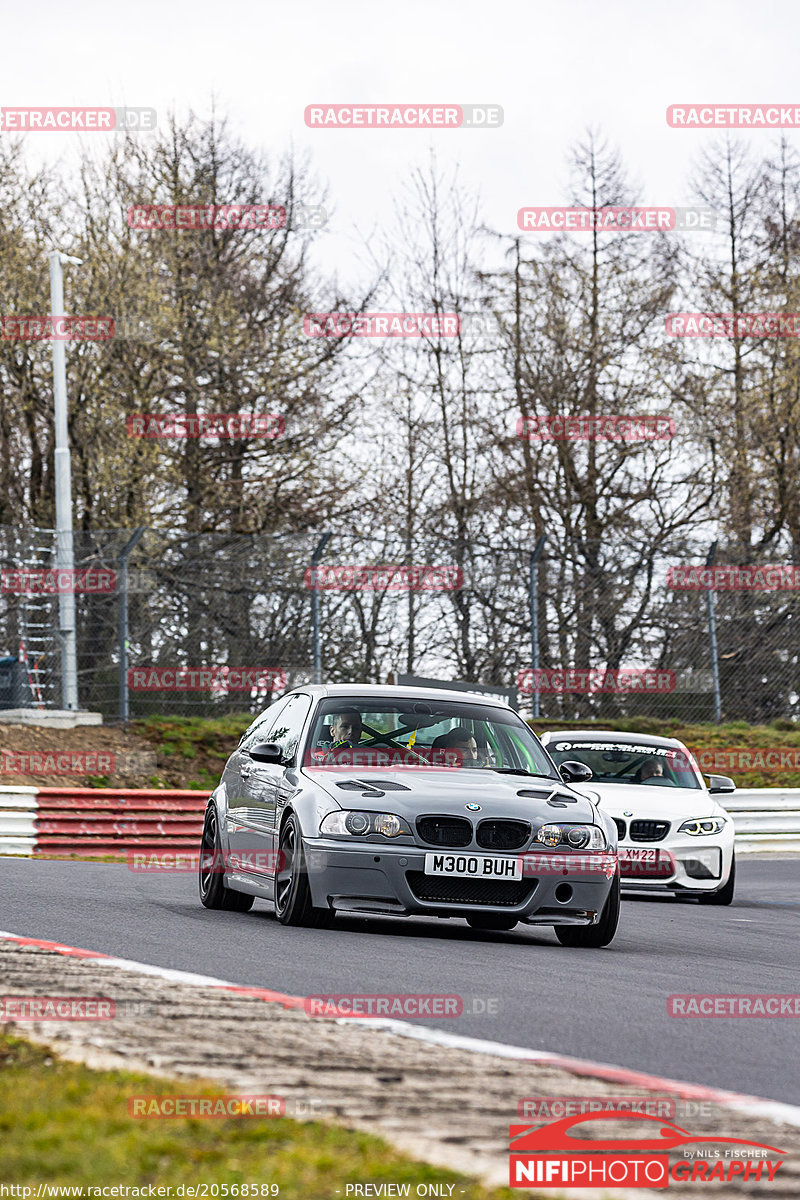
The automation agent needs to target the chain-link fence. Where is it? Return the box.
[0,526,798,724]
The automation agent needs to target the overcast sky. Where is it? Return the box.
[4,0,800,280]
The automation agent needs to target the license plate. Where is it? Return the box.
[424,852,522,881]
[620,848,658,862]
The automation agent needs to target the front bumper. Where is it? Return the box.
[303,839,615,924]
[618,828,735,892]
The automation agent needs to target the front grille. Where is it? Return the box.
[406,872,534,907]
[416,815,473,847]
[630,819,670,842]
[476,819,531,851]
[614,818,627,840]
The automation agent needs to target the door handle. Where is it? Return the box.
[240,767,252,780]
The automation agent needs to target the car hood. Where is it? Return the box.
[575,781,717,818]
[301,768,599,824]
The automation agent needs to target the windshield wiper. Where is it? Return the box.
[489,768,557,778]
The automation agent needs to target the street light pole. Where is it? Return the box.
[310,532,332,684]
[50,250,82,711]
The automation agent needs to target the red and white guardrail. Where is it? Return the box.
[0,787,207,856]
[0,787,798,857]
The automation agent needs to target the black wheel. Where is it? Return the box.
[466,914,518,931]
[698,854,736,905]
[275,814,334,927]
[199,804,254,912]
[555,874,620,948]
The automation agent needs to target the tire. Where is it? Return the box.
[466,914,518,931]
[199,804,254,912]
[555,874,620,948]
[275,814,334,928]
[698,854,736,906]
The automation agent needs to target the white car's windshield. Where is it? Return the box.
[304,697,559,777]
[548,739,703,790]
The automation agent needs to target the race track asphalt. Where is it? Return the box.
[0,856,797,1104]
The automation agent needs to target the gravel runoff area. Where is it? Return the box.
[1,937,798,1198]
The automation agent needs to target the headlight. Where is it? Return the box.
[319,810,412,838]
[678,816,727,836]
[535,824,606,850]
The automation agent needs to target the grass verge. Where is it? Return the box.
[0,1034,517,1198]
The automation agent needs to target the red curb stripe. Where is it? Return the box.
[1,934,113,959]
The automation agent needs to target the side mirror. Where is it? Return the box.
[249,741,284,764]
[560,760,593,784]
[706,774,736,795]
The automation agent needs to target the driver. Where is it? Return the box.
[324,708,363,748]
[636,757,665,783]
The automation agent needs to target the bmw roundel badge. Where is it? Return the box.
[465,803,481,811]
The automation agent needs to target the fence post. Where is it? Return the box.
[118,527,146,721]
[705,540,722,723]
[529,535,546,719]
[310,533,332,685]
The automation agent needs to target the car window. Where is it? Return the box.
[302,697,559,776]
[240,696,290,751]
[267,694,312,763]
[546,739,703,790]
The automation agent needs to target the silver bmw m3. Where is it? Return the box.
[199,684,620,946]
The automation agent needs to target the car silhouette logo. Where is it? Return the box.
[465,803,481,811]
[509,1112,785,1155]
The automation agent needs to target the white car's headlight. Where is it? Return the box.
[535,823,607,850]
[320,810,413,838]
[678,816,727,836]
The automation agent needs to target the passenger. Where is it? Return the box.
[432,726,481,767]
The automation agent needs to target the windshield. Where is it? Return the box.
[303,697,559,777]
[547,739,703,790]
